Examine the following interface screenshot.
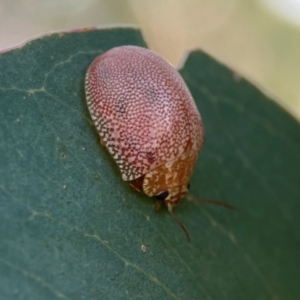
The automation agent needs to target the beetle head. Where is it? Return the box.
[155,184,189,210]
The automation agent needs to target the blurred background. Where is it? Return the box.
[0,0,300,119]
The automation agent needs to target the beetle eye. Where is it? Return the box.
[156,190,169,201]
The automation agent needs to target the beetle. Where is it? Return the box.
[85,46,232,240]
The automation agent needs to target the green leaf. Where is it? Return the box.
[0,27,299,300]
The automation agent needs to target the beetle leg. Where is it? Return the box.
[130,175,145,192]
[99,137,105,146]
[155,201,162,212]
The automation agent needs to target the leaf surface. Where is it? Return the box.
[0,27,299,300]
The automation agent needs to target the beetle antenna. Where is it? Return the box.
[186,195,236,210]
[167,203,191,242]
[197,199,236,210]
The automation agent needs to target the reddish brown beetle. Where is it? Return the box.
[85,46,232,240]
